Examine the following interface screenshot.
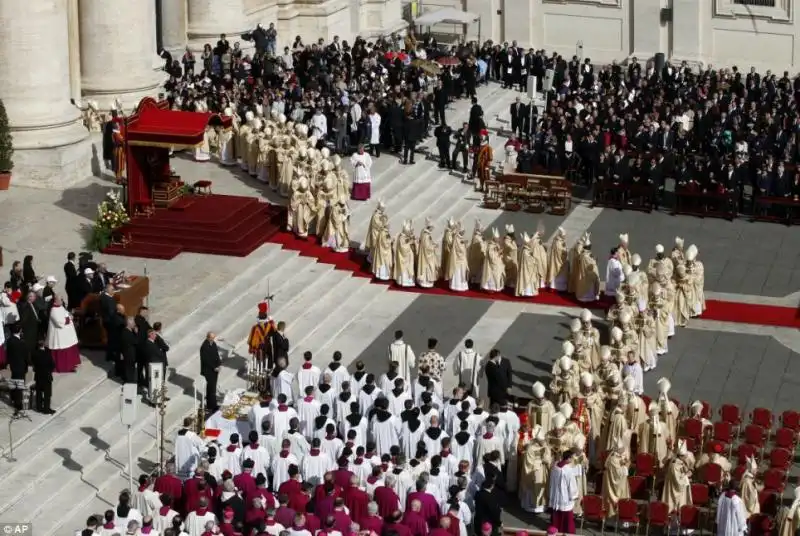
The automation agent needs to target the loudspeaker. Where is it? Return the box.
[527,75,537,99]
[542,69,555,93]
[654,53,666,73]
[120,383,139,426]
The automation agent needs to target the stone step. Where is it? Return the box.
[287,279,387,363]
[312,291,418,367]
[6,254,330,532]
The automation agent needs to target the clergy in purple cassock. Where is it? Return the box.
[343,475,370,525]
[402,500,430,536]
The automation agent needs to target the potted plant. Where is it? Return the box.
[0,98,13,190]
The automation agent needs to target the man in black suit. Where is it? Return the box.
[17,291,40,360]
[75,267,96,308]
[6,324,28,416]
[267,321,289,370]
[141,328,166,399]
[120,317,138,382]
[92,263,116,293]
[473,477,503,536]
[63,252,79,310]
[99,284,116,324]
[510,97,526,138]
[134,306,152,391]
[200,332,222,413]
[31,339,55,414]
[106,303,126,372]
[484,349,512,407]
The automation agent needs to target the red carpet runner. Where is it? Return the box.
[269,231,800,329]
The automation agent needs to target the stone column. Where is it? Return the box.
[79,0,163,111]
[67,0,81,102]
[161,0,188,57]
[0,0,92,188]
[187,0,250,51]
[631,0,664,60]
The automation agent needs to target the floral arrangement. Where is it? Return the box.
[88,190,129,250]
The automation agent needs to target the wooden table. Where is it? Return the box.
[752,196,800,225]
[76,276,150,348]
[485,173,573,214]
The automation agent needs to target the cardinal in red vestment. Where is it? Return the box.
[342,477,369,525]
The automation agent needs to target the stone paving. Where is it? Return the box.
[0,79,798,534]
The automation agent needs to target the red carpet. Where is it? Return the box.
[103,194,284,260]
[269,230,800,329]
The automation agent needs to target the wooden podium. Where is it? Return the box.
[76,276,150,348]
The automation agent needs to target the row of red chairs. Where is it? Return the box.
[682,419,797,452]
[644,397,800,433]
[582,494,779,536]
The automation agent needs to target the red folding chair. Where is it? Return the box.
[678,435,697,453]
[670,397,683,416]
[678,505,701,534]
[748,514,774,536]
[700,401,713,420]
[690,483,710,508]
[712,421,735,445]
[768,447,792,471]
[736,443,759,465]
[743,424,768,453]
[616,498,640,534]
[640,394,652,409]
[628,475,649,502]
[773,427,797,450]
[580,494,607,534]
[720,403,743,428]
[758,490,778,516]
[750,407,774,429]
[635,452,657,477]
[683,418,705,444]
[762,468,786,497]
[780,410,800,431]
[702,462,724,488]
[732,463,747,483]
[645,501,670,536]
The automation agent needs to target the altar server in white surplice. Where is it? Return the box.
[605,247,625,297]
[474,421,506,466]
[174,418,205,478]
[297,386,323,438]
[297,351,322,393]
[220,434,243,476]
[269,394,298,441]
[184,498,216,536]
[371,399,402,456]
[302,437,336,486]
[241,430,271,479]
[271,439,300,490]
[401,410,426,459]
[388,330,416,381]
[716,483,748,536]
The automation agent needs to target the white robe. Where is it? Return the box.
[358,387,383,416]
[454,349,484,397]
[249,402,275,433]
[716,493,748,536]
[174,430,205,478]
[548,462,579,512]
[220,445,243,476]
[301,451,336,486]
[387,390,412,416]
[371,414,401,456]
[297,365,322,393]
[132,487,161,518]
[324,365,351,396]
[154,507,178,532]
[284,429,311,458]
[271,370,295,401]
[321,436,344,461]
[46,305,79,350]
[388,340,416,381]
[269,407,298,441]
[341,415,369,448]
[474,434,506,466]
[423,430,449,459]
[296,397,322,438]
[185,510,217,536]
[240,444,271,479]
[401,423,426,459]
[605,258,625,297]
[271,452,300,490]
[351,152,373,184]
[390,469,415,506]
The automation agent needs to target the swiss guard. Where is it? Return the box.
[247,300,276,371]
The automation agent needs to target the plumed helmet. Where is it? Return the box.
[532,381,546,398]
[619,310,632,324]
[562,341,575,356]
[558,356,573,372]
[580,309,592,322]
[570,318,581,332]
[655,244,664,254]
[619,233,629,244]
[580,372,594,388]
[552,413,566,430]
[611,326,623,342]
[320,147,331,159]
[631,253,642,267]
[600,345,611,361]
[623,375,636,391]
[686,244,698,261]
[657,377,671,394]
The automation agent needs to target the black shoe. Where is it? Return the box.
[410,160,415,165]
[43,408,56,415]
